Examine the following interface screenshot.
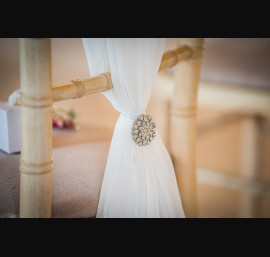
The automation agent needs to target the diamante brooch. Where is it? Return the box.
[131,114,156,146]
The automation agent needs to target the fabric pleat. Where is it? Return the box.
[82,38,185,218]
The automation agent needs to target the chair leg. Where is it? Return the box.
[170,38,204,218]
[19,38,53,218]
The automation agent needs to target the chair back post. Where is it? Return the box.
[170,38,204,218]
[19,38,53,218]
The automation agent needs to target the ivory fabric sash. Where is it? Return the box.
[82,38,185,218]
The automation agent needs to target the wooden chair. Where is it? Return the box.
[17,38,204,218]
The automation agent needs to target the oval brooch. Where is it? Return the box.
[131,114,156,146]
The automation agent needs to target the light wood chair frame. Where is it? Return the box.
[18,38,204,218]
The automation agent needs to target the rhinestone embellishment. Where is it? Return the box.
[131,114,156,146]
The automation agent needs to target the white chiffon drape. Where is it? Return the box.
[82,38,185,218]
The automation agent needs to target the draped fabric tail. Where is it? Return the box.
[82,38,185,218]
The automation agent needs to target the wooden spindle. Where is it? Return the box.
[170,38,204,218]
[52,73,112,102]
[19,38,53,218]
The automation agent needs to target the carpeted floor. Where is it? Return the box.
[0,141,110,218]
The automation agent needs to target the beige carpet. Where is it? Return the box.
[0,141,110,218]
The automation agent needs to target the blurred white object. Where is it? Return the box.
[8,90,20,106]
[0,102,21,154]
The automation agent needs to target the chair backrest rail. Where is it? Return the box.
[53,44,202,102]
[52,73,112,102]
[13,44,202,105]
[52,44,200,102]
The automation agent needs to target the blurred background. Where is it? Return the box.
[0,38,270,218]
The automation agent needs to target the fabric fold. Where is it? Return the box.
[82,38,185,218]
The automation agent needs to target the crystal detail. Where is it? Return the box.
[132,113,157,146]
